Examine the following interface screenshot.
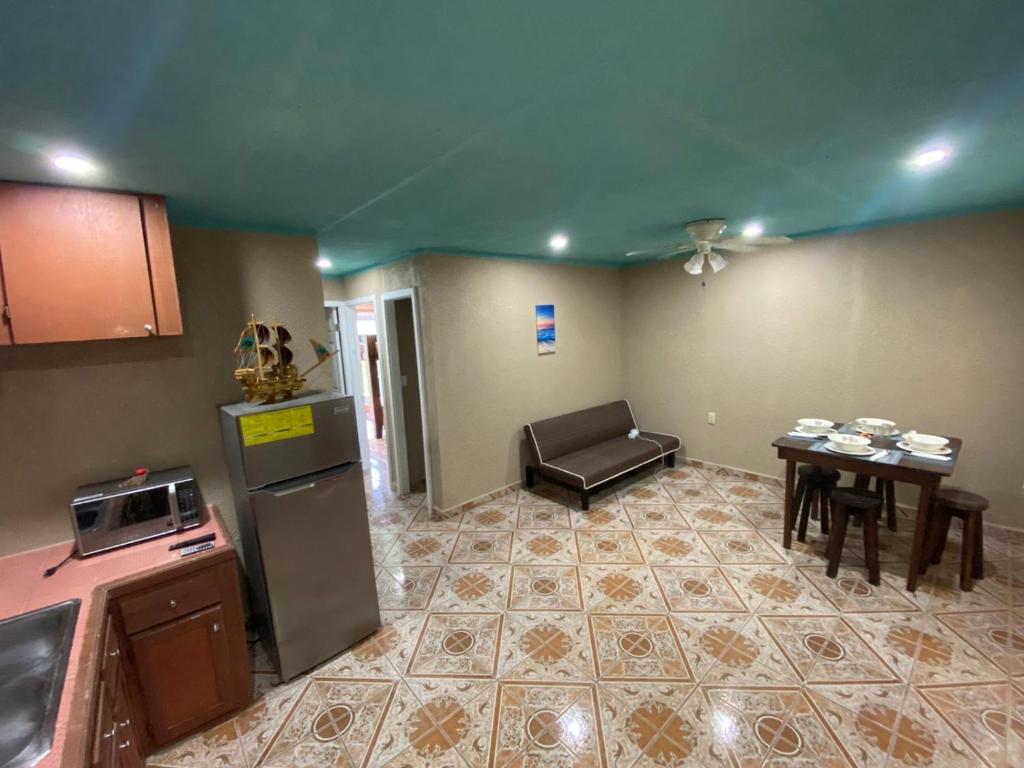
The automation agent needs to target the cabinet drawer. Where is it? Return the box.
[119,566,221,635]
[91,677,115,768]
[113,669,144,767]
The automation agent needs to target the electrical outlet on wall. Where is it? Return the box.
[707,411,716,425]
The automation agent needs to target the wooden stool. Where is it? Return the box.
[850,476,896,532]
[826,487,883,585]
[793,465,840,542]
[874,477,898,531]
[920,487,989,591]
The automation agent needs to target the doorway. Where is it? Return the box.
[328,290,432,510]
[381,291,429,496]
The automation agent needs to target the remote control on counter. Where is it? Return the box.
[179,541,215,557]
[169,532,216,551]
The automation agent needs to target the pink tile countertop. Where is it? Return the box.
[0,509,230,768]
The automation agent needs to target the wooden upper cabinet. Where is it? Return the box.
[0,182,183,344]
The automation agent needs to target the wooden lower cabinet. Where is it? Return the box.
[90,552,250,766]
[131,603,236,743]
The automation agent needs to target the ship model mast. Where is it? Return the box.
[233,314,337,404]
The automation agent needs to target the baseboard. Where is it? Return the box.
[680,455,784,488]
[432,480,522,517]
[430,454,1023,535]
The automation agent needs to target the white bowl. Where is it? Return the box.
[827,433,872,453]
[797,418,834,435]
[906,432,949,453]
[855,417,897,436]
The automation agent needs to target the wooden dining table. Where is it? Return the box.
[772,426,962,592]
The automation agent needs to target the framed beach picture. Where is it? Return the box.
[536,304,555,355]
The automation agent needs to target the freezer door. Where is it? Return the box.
[224,392,362,489]
[250,462,380,680]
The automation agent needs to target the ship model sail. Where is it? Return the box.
[234,314,339,404]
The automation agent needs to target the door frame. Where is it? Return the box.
[325,295,377,466]
[323,305,346,393]
[381,298,410,490]
[379,288,432,511]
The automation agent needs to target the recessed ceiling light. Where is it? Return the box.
[548,233,569,253]
[316,257,332,270]
[907,146,952,169]
[741,222,764,238]
[51,153,98,175]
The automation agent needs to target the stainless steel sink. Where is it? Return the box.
[0,599,80,768]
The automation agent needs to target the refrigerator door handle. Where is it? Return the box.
[270,481,317,497]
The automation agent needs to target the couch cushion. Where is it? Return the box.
[525,400,636,463]
[540,435,660,489]
[638,431,681,455]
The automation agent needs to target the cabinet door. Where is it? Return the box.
[139,195,182,335]
[0,182,156,343]
[129,604,234,745]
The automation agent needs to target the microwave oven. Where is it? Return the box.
[70,466,205,556]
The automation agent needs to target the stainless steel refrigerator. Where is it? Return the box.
[220,390,380,681]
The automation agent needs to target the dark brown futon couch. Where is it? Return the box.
[524,400,680,509]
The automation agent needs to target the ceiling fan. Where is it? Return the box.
[626,218,791,275]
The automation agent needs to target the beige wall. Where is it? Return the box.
[0,227,330,556]
[318,209,1023,526]
[622,209,1024,526]
[322,259,419,303]
[323,254,626,510]
[417,254,625,509]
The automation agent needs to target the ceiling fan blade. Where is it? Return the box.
[714,240,758,253]
[719,236,792,250]
[625,243,695,259]
[744,235,792,246]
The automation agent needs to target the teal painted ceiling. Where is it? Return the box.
[2,2,1024,274]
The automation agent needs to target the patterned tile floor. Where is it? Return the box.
[150,458,1024,767]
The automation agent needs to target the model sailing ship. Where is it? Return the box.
[234,314,337,403]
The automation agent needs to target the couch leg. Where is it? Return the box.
[580,489,590,511]
[664,453,676,469]
[525,465,536,488]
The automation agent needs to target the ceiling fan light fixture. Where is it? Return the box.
[708,252,728,273]
[684,253,704,275]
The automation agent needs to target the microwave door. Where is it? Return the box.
[73,487,178,555]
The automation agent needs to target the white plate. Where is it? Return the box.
[897,441,952,455]
[824,443,877,457]
[794,426,835,437]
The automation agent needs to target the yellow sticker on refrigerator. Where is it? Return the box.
[239,405,315,446]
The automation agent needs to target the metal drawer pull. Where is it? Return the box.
[102,728,115,739]
[118,739,132,750]
[119,718,131,728]
[109,648,120,658]
[212,623,220,633]
[270,481,316,497]
[169,599,177,609]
